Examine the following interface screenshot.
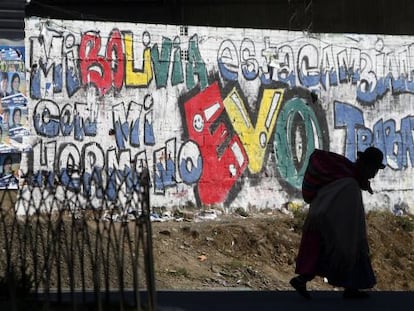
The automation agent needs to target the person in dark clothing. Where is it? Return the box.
[290,147,386,300]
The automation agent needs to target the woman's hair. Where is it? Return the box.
[3,156,12,165]
[12,107,21,119]
[11,73,20,89]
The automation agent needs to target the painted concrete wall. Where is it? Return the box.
[22,18,414,213]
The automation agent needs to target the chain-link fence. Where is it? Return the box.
[0,167,156,310]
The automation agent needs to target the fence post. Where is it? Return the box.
[140,167,157,311]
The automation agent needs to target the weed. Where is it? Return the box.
[226,260,244,270]
[395,215,414,232]
[289,206,308,232]
[184,200,196,210]
[166,267,189,277]
[234,207,249,217]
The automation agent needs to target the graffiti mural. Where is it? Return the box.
[21,18,414,212]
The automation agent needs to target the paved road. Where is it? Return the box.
[34,289,413,310]
[153,290,413,311]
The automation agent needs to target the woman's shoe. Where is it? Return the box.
[290,276,311,300]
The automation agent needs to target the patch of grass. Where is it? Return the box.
[166,267,189,277]
[395,215,414,232]
[375,209,414,233]
[289,206,308,232]
[226,260,244,270]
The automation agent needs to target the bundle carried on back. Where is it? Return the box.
[301,149,355,203]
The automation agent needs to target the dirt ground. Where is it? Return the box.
[0,188,413,296]
[150,208,414,292]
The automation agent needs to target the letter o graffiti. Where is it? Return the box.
[274,97,324,189]
[178,140,203,184]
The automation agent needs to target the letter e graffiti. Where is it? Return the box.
[182,82,248,205]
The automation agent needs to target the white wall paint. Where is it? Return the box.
[21,17,414,214]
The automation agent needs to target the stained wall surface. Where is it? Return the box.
[22,17,414,213]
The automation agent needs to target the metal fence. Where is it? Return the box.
[0,167,156,310]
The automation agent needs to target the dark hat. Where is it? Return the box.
[357,147,386,169]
